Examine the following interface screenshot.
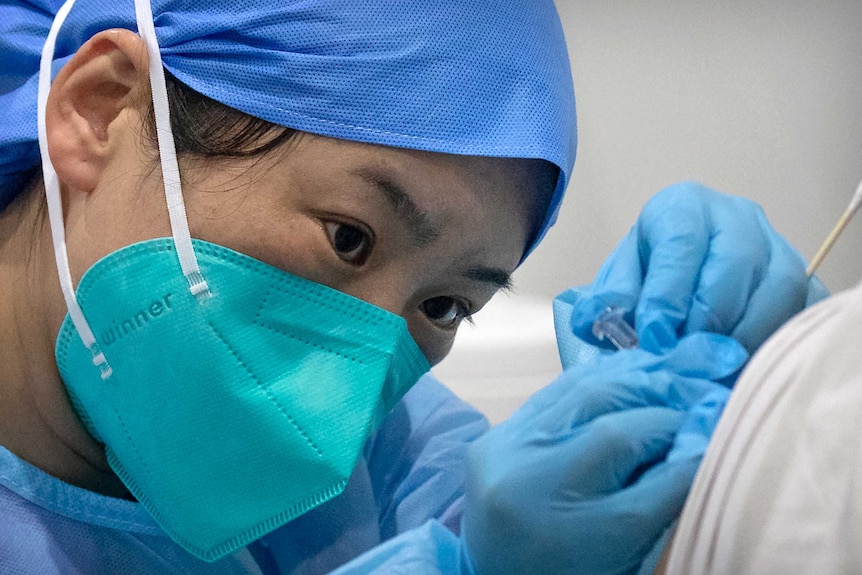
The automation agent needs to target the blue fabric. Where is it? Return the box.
[562,182,828,356]
[553,288,601,368]
[0,0,576,248]
[0,374,489,574]
[329,520,475,575]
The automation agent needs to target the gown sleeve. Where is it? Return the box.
[364,373,490,539]
[321,374,489,575]
[259,373,489,575]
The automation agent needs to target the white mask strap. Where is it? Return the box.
[133,0,211,300]
[38,0,210,379]
[38,0,111,378]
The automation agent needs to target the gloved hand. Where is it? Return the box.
[567,182,828,355]
[461,333,746,575]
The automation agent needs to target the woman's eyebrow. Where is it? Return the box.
[462,266,513,290]
[351,167,440,247]
[351,166,512,290]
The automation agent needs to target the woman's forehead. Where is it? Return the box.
[291,135,552,215]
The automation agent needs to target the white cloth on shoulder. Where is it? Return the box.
[667,278,862,574]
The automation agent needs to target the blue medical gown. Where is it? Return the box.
[0,374,489,574]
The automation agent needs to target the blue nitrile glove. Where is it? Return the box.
[329,337,741,575]
[329,385,734,575]
[461,333,747,575]
[568,182,828,355]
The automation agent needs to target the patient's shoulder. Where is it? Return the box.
[665,280,862,575]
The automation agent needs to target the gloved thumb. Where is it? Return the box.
[651,333,748,382]
[666,387,730,463]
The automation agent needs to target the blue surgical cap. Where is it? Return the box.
[0,0,576,250]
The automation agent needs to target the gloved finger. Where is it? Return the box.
[683,197,770,336]
[578,459,699,573]
[568,227,642,344]
[649,332,748,381]
[666,387,730,463]
[505,345,674,424]
[731,220,808,352]
[510,334,745,430]
[561,407,683,495]
[504,363,609,424]
[583,331,746,382]
[633,183,711,352]
[534,368,726,434]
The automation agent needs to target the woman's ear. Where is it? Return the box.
[45,28,150,194]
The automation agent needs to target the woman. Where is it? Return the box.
[0,0,818,573]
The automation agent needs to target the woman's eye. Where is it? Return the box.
[421,296,472,330]
[324,221,373,266]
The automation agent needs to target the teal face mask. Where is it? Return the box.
[55,239,429,561]
[38,0,429,562]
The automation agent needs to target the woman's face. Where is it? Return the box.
[47,30,553,366]
[62,129,550,365]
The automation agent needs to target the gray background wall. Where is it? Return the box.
[514,1,862,298]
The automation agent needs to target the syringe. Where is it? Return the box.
[592,307,639,350]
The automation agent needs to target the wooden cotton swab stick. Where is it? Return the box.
[806,177,862,277]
